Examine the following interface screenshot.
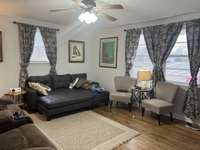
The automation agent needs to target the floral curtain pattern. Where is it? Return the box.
[143,22,183,86]
[125,29,141,75]
[18,24,37,88]
[184,19,200,119]
[39,27,57,75]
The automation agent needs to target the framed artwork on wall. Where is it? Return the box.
[0,31,2,62]
[68,40,85,63]
[99,37,118,68]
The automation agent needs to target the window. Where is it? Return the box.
[30,28,49,63]
[129,33,153,78]
[166,27,200,84]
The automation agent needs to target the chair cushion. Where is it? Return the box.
[38,89,93,109]
[114,76,137,92]
[52,74,71,89]
[142,99,173,114]
[155,82,178,103]
[110,92,132,104]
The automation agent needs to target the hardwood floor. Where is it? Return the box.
[94,105,200,150]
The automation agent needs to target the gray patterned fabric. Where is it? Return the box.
[143,22,183,87]
[18,24,37,88]
[184,19,200,119]
[125,29,141,75]
[39,27,57,75]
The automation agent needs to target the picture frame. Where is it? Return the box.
[0,31,2,62]
[68,40,85,63]
[99,37,118,68]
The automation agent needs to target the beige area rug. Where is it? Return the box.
[33,111,139,150]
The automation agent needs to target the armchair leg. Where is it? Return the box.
[157,114,161,125]
[170,112,173,122]
[128,103,132,112]
[142,107,145,117]
[110,100,113,110]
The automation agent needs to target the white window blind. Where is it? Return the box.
[30,28,49,63]
[166,27,200,84]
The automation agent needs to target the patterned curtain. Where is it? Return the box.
[184,19,200,119]
[39,27,57,75]
[18,24,37,88]
[125,29,141,75]
[143,22,183,86]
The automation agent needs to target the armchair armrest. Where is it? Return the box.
[24,87,38,111]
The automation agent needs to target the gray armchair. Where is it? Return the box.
[110,76,137,112]
[142,81,178,125]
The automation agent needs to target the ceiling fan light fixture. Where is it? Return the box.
[78,11,98,24]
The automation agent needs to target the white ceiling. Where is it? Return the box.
[0,0,200,27]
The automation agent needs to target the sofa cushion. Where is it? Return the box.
[38,89,93,109]
[52,74,71,89]
[71,73,87,81]
[27,75,52,88]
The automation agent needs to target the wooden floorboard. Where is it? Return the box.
[94,105,200,150]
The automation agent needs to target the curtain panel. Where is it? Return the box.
[143,22,183,87]
[184,19,200,119]
[39,27,57,75]
[125,28,141,75]
[18,24,37,88]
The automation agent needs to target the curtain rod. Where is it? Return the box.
[13,21,60,31]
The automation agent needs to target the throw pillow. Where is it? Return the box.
[75,79,88,88]
[40,83,51,92]
[28,82,48,96]
[80,80,92,90]
[69,77,79,89]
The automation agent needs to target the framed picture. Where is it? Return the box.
[99,37,118,68]
[68,40,85,63]
[0,31,2,62]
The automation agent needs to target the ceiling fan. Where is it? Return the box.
[49,0,124,23]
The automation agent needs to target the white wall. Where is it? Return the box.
[91,28,126,92]
[0,15,96,96]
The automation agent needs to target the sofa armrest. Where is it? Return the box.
[24,87,38,111]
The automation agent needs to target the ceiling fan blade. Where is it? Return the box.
[49,7,77,13]
[101,13,117,22]
[96,4,124,10]
[72,0,81,5]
